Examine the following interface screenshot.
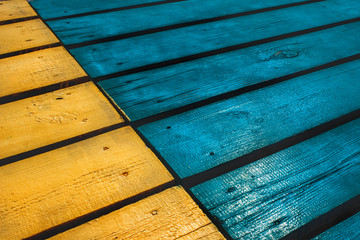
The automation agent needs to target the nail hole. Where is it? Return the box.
[151,210,158,215]
[25,39,33,42]
[122,172,128,176]
[82,118,88,122]
[210,152,215,156]
[226,187,236,193]
[166,126,171,129]
[56,97,63,100]
[66,93,71,95]
[117,62,123,66]
[103,146,109,151]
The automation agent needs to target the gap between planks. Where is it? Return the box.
[48,186,225,240]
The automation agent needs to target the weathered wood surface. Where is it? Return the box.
[0,46,87,98]
[30,0,167,20]
[313,212,360,240]
[48,0,306,45]
[191,119,360,239]
[76,0,360,79]
[139,59,360,178]
[0,82,123,160]
[100,20,360,121]
[50,186,225,240]
[0,126,173,240]
[0,19,58,56]
[0,0,37,23]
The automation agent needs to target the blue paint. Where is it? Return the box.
[191,119,360,239]
[139,59,360,178]
[313,212,360,240]
[48,0,305,45]
[30,0,164,20]
[98,20,360,120]
[74,0,360,78]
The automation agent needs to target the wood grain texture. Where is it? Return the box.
[312,212,360,240]
[0,82,123,160]
[50,186,225,240]
[30,0,165,20]
[100,21,360,121]
[0,126,174,240]
[0,19,58,56]
[0,46,87,98]
[48,0,305,45]
[0,0,37,22]
[78,0,360,79]
[139,59,360,178]
[191,119,360,239]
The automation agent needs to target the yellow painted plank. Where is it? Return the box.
[50,186,225,240]
[0,0,37,22]
[0,82,123,159]
[0,19,58,56]
[0,46,87,98]
[0,126,173,240]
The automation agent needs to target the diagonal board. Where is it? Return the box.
[77,0,358,79]
[0,0,37,23]
[47,0,308,45]
[0,126,173,240]
[0,82,123,160]
[0,46,87,99]
[30,0,168,20]
[191,118,360,239]
[139,59,360,178]
[100,21,360,120]
[312,211,360,240]
[49,186,225,240]
[0,19,59,57]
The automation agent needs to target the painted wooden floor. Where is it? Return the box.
[0,1,225,239]
[1,0,359,239]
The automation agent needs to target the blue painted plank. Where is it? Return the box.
[191,119,360,239]
[75,0,360,78]
[313,212,360,240]
[48,0,306,45]
[139,59,360,178]
[30,0,165,20]
[100,21,360,120]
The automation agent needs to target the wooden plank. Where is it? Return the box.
[139,59,360,178]
[0,82,123,160]
[99,21,360,120]
[49,186,225,240]
[0,19,59,56]
[312,212,360,240]
[0,126,174,240]
[30,0,166,20]
[76,0,360,79]
[0,0,37,22]
[0,46,87,98]
[47,0,306,45]
[191,119,360,239]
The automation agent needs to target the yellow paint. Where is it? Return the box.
[0,46,87,98]
[0,0,37,22]
[0,82,123,159]
[0,19,58,55]
[50,186,225,240]
[0,126,173,239]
